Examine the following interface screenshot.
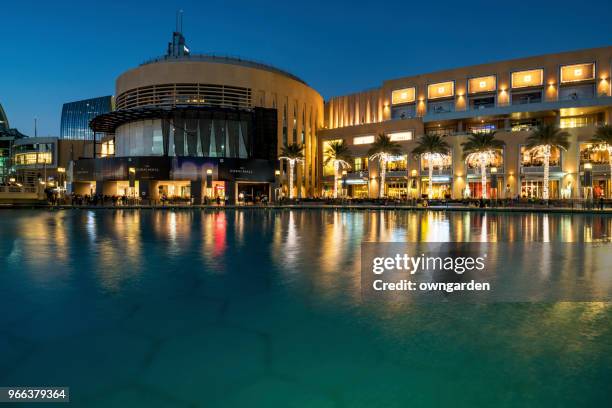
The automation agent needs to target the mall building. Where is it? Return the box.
[319,46,612,199]
[72,29,323,203]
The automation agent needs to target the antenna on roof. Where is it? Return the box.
[176,9,183,33]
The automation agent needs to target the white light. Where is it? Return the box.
[574,68,583,76]
[438,86,446,94]
[479,81,487,88]
[400,92,408,99]
[353,135,375,145]
[389,131,413,141]
[524,75,532,82]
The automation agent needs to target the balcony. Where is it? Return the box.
[580,163,611,173]
[520,165,562,174]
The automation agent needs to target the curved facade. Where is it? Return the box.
[111,54,324,197]
[76,36,323,202]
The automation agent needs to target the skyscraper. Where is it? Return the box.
[60,96,113,140]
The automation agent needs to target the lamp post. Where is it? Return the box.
[342,170,348,198]
[584,162,593,206]
[490,167,498,200]
[206,168,213,199]
[275,169,281,202]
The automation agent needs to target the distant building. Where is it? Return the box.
[0,103,8,131]
[60,96,113,140]
[0,102,28,183]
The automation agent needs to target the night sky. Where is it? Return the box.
[1,0,611,136]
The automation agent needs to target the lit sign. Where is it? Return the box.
[468,75,497,94]
[353,135,375,145]
[427,81,455,99]
[560,63,595,83]
[391,87,416,105]
[389,131,413,141]
[511,69,543,88]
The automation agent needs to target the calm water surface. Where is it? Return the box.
[1,209,612,407]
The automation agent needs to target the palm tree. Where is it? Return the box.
[278,143,304,199]
[591,124,612,198]
[323,140,352,198]
[525,124,570,200]
[368,133,402,198]
[411,134,451,198]
[461,132,506,199]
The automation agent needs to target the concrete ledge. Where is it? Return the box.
[1,203,612,215]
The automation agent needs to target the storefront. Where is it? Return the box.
[520,179,560,199]
[420,177,452,199]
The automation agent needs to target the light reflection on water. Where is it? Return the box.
[1,209,612,406]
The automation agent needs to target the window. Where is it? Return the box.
[388,131,413,141]
[427,81,454,100]
[520,146,561,167]
[511,69,543,88]
[391,105,416,120]
[469,96,495,110]
[386,155,408,171]
[391,87,416,105]
[353,157,368,172]
[559,84,595,101]
[428,100,454,114]
[560,63,595,83]
[468,75,497,94]
[560,115,597,129]
[512,91,542,105]
[353,135,375,145]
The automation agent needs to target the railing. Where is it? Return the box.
[520,165,562,174]
[0,186,38,194]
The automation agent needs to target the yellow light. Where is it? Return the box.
[275,170,281,176]
[206,168,213,175]
[479,81,486,88]
[128,167,136,174]
[574,68,583,76]
[584,163,592,170]
[342,170,347,176]
[491,167,497,174]
[57,167,65,173]
[9,177,15,183]
[524,75,532,82]
[411,169,417,177]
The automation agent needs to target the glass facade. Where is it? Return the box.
[60,96,113,140]
[115,113,251,158]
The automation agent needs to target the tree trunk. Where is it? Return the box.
[543,145,550,200]
[289,160,295,199]
[379,158,386,198]
[481,157,488,199]
[428,158,433,199]
[609,150,612,199]
[333,160,339,199]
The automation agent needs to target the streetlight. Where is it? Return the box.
[584,162,593,203]
[490,167,498,199]
[206,168,213,198]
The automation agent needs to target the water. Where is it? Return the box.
[1,209,612,407]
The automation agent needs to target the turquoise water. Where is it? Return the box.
[1,209,612,407]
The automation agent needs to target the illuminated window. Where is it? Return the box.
[14,152,52,165]
[511,69,543,88]
[428,81,454,99]
[391,87,416,105]
[560,63,595,83]
[388,131,413,141]
[353,135,375,145]
[468,76,497,94]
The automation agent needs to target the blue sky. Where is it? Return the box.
[1,0,611,136]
